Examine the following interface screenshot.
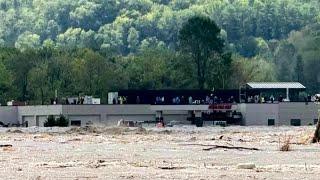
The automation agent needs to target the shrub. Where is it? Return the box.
[56,114,69,127]
[44,115,69,127]
[279,136,292,151]
[44,115,56,127]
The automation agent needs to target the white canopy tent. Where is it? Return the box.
[245,82,306,101]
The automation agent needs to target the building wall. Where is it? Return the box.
[63,105,153,115]
[239,102,319,126]
[68,115,101,126]
[63,105,155,126]
[63,105,192,126]
[278,102,318,126]
[18,105,62,126]
[105,114,154,126]
[36,116,49,127]
[0,105,196,127]
[0,106,18,125]
[151,105,209,111]
[237,104,247,126]
[240,103,279,126]
[162,110,189,124]
[0,103,317,127]
[163,114,189,123]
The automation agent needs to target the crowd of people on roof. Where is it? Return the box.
[154,94,237,105]
[112,96,128,104]
[111,93,320,105]
[244,94,320,103]
[302,94,319,102]
[246,95,278,103]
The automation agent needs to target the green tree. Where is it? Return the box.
[46,52,75,99]
[207,53,233,89]
[0,0,320,98]
[72,49,106,96]
[15,32,41,51]
[229,56,276,89]
[274,41,296,81]
[28,63,49,105]
[56,28,96,49]
[56,114,69,127]
[179,16,224,89]
[125,48,173,89]
[294,55,304,82]
[44,115,56,127]
[127,27,140,53]
[8,49,39,101]
[0,61,13,104]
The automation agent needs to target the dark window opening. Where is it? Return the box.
[268,119,275,126]
[291,119,301,126]
[71,120,81,126]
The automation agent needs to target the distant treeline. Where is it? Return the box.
[0,0,319,104]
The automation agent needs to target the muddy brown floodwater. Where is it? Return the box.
[0,126,320,180]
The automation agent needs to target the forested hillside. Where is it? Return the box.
[0,0,319,104]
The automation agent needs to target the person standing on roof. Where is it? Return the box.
[188,96,193,104]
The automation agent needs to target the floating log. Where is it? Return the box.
[181,143,259,151]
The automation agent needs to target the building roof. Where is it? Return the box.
[246,82,306,89]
